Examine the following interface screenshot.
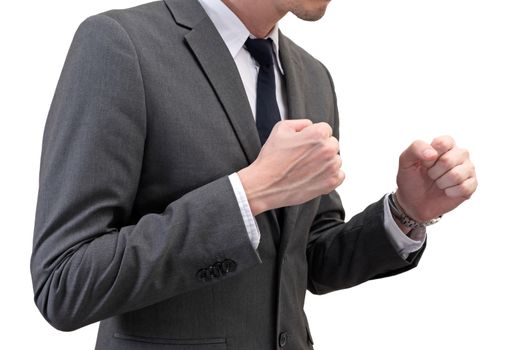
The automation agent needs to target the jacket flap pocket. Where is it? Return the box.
[113,333,227,349]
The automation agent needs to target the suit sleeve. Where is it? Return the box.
[306,66,425,295]
[31,14,260,332]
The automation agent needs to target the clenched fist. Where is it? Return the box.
[396,135,478,225]
[238,119,344,216]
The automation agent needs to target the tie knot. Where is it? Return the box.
[244,38,274,68]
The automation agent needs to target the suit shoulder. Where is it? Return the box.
[73,1,167,34]
[280,33,332,77]
[98,1,171,32]
[73,1,178,42]
[75,1,187,53]
[102,1,166,22]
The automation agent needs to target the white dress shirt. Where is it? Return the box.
[198,0,425,258]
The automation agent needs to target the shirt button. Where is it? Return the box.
[279,331,288,347]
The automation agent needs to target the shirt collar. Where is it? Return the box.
[198,0,284,74]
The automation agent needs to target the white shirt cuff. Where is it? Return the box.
[228,173,261,249]
[382,194,426,259]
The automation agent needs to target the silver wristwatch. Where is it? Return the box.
[388,192,442,229]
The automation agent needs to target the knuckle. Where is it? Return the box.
[432,136,452,150]
[458,147,469,159]
[431,137,442,147]
[434,176,446,189]
[398,152,405,164]
[336,155,343,168]
[317,122,333,138]
[469,163,477,177]
[321,142,337,158]
[410,140,425,150]
[329,140,339,153]
[339,170,346,183]
[458,182,472,196]
[302,118,314,126]
[330,161,340,173]
[449,169,463,183]
[427,167,440,181]
[332,138,340,152]
[312,127,325,140]
[274,121,285,131]
[325,175,339,190]
[402,140,426,163]
[319,121,332,131]
[439,154,455,169]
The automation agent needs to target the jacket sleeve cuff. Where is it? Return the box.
[382,194,426,259]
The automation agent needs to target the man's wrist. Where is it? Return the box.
[228,173,262,249]
[389,192,442,229]
[382,194,426,257]
[237,166,270,216]
[393,216,412,234]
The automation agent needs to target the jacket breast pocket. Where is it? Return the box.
[113,333,228,350]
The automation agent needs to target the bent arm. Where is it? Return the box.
[306,192,425,295]
[31,15,259,331]
[306,64,424,295]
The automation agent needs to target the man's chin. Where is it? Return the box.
[292,1,330,22]
[293,8,328,21]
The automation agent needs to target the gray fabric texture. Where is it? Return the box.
[31,1,425,349]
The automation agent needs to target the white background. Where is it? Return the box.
[1,0,524,349]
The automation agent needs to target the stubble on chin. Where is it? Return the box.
[290,0,330,22]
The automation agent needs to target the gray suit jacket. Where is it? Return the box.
[31,1,425,349]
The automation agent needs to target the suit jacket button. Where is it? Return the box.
[279,331,288,347]
[221,259,237,274]
[196,268,212,282]
[210,263,223,278]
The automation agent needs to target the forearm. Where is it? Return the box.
[306,195,425,295]
[31,176,260,331]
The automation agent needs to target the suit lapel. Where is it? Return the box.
[164,0,281,247]
[279,32,307,121]
[165,0,261,165]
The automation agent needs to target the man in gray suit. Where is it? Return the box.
[31,0,477,349]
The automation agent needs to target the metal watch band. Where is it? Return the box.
[388,192,442,229]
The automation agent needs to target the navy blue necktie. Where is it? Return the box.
[245,38,285,231]
[244,38,281,145]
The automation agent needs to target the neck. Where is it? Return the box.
[221,0,286,38]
